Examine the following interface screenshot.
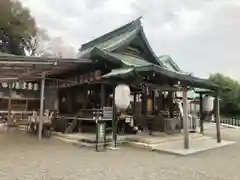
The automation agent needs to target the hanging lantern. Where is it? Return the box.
[22,82,27,89]
[27,82,33,90]
[15,82,20,89]
[114,84,131,110]
[2,83,8,88]
[33,83,39,91]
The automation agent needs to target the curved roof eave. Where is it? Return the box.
[138,27,164,67]
[80,17,142,51]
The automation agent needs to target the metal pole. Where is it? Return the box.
[38,72,45,140]
[215,90,221,143]
[183,87,189,149]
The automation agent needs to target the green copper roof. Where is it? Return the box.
[106,52,151,67]
[102,64,218,90]
[158,55,182,72]
[89,48,152,67]
[78,17,164,66]
[80,17,142,51]
[79,27,140,58]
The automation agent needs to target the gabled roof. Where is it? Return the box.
[78,17,164,66]
[80,17,142,51]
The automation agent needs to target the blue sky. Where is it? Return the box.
[20,0,240,79]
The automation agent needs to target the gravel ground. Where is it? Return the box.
[0,126,240,180]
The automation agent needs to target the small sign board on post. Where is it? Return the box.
[93,111,106,152]
[97,123,106,142]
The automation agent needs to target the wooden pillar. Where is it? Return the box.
[7,87,12,125]
[168,91,174,118]
[152,90,156,115]
[112,86,117,148]
[157,90,163,110]
[82,85,88,109]
[100,84,106,108]
[133,92,137,115]
[215,90,221,143]
[38,72,45,140]
[25,100,28,111]
[54,93,59,112]
[183,87,189,149]
[142,85,148,132]
[199,93,204,134]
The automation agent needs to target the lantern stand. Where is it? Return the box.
[109,84,131,150]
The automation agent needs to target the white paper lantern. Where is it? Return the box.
[114,84,131,110]
[203,95,214,112]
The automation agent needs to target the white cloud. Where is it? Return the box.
[20,0,240,79]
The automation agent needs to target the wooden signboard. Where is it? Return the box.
[48,70,102,89]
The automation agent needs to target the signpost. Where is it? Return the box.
[93,110,107,152]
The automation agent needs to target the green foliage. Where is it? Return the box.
[209,73,240,116]
[0,0,37,55]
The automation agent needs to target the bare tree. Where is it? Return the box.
[24,28,77,58]
[24,28,49,56]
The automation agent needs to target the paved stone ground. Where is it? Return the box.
[0,126,240,180]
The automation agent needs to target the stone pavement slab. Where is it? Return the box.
[126,132,203,144]
[151,136,236,156]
